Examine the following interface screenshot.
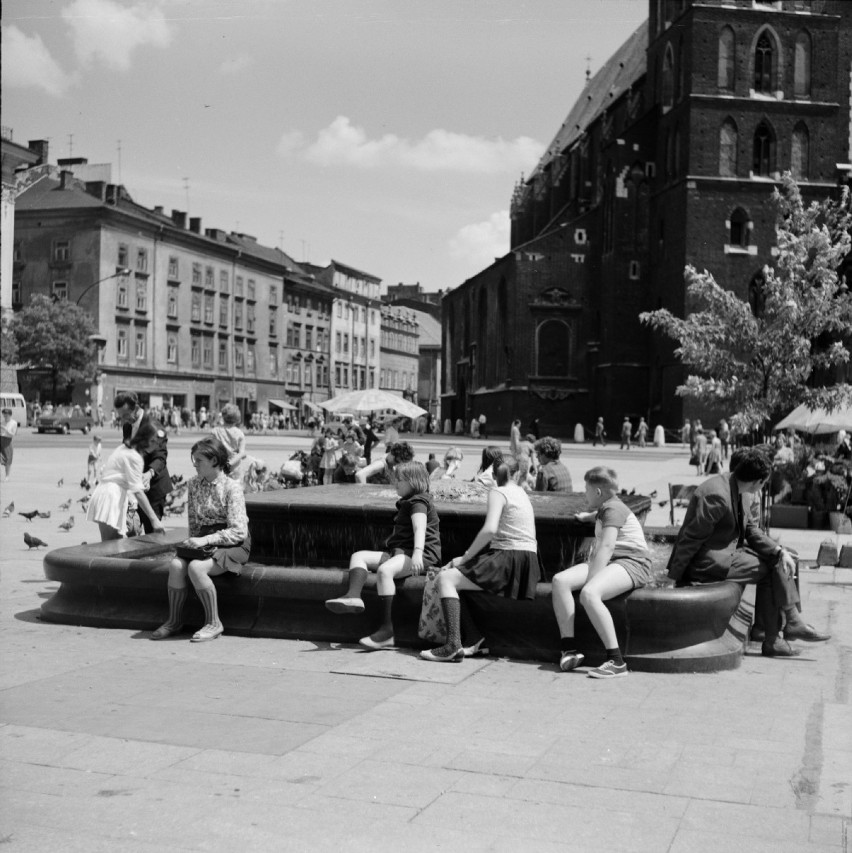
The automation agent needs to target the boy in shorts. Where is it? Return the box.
[551,466,653,678]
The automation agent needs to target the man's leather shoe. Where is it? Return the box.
[783,623,830,642]
[749,626,766,642]
[761,638,801,657]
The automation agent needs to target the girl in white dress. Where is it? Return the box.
[86,423,165,540]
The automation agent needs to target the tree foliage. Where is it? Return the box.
[7,295,98,399]
[0,316,19,365]
[640,174,852,431]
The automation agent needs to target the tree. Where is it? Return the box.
[7,295,98,402]
[640,174,852,431]
[0,316,18,365]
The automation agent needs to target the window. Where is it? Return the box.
[135,279,147,311]
[52,281,68,300]
[234,302,243,330]
[286,324,294,347]
[167,288,178,318]
[168,256,179,279]
[352,337,358,357]
[335,364,342,386]
[791,123,809,180]
[337,302,342,318]
[754,32,775,94]
[11,280,21,304]
[336,332,341,353]
[192,263,201,286]
[629,261,641,280]
[191,335,200,366]
[247,304,256,333]
[118,327,129,359]
[247,279,256,300]
[204,295,214,324]
[191,292,201,322]
[53,240,71,262]
[270,285,278,305]
[371,310,377,325]
[247,346,255,374]
[753,121,775,176]
[361,307,366,322]
[536,320,571,376]
[718,27,735,91]
[729,208,751,248]
[219,341,228,370]
[269,306,278,336]
[118,279,129,309]
[235,276,244,297]
[135,330,146,361]
[293,323,301,348]
[136,248,148,272]
[370,340,375,358]
[269,348,278,376]
[167,333,177,364]
[719,119,738,176]
[661,44,674,109]
[202,337,213,368]
[794,32,811,98]
[118,244,129,267]
[343,333,349,354]
[305,326,313,350]
[219,295,229,327]
[304,363,312,386]
[219,270,229,293]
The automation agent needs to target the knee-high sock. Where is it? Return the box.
[164,585,187,628]
[441,597,461,650]
[195,586,221,628]
[377,594,394,634]
[345,566,368,599]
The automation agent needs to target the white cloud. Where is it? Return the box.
[62,0,173,71]
[1,25,73,97]
[220,55,253,75]
[281,116,543,174]
[449,211,511,269]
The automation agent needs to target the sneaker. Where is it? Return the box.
[559,651,584,672]
[191,623,224,643]
[587,659,628,679]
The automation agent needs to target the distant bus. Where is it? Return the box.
[0,393,27,428]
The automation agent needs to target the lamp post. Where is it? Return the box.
[74,267,131,307]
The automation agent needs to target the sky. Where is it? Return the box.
[2,0,647,292]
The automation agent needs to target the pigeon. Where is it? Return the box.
[59,516,75,531]
[658,500,668,507]
[37,511,51,519]
[59,499,72,511]
[80,478,90,489]
[2,501,13,517]
[649,490,658,498]
[18,510,39,522]
[629,488,636,496]
[57,478,64,487]
[24,532,48,550]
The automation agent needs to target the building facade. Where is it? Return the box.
[442,0,852,436]
[379,305,419,402]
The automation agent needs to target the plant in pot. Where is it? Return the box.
[807,463,850,530]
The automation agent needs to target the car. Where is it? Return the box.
[36,405,94,435]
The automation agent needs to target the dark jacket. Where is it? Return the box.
[667,473,777,583]
[123,414,173,506]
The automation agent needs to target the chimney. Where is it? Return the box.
[57,157,88,167]
[85,181,107,201]
[171,209,187,229]
[154,205,164,215]
[59,170,74,189]
[205,227,226,241]
[106,184,119,205]
[28,139,49,165]
[189,217,202,233]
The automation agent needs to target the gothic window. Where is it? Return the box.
[753,121,775,176]
[477,290,488,385]
[748,271,766,317]
[674,125,681,177]
[791,123,809,180]
[754,32,775,94]
[536,320,571,377]
[729,208,751,248]
[661,44,675,109]
[794,32,811,98]
[719,119,738,177]
[718,26,735,91]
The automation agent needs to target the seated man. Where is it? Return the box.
[533,436,572,493]
[667,447,829,658]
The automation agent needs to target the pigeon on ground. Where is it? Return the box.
[59,516,75,531]
[24,532,48,550]
[629,488,636,495]
[37,511,51,519]
[18,510,39,522]
[59,499,72,510]
[649,490,658,498]
[57,478,64,487]
[80,478,90,489]
[2,501,13,517]
[658,500,669,507]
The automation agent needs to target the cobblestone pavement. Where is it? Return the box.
[0,439,849,852]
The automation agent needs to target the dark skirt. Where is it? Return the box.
[460,548,540,600]
[212,529,251,575]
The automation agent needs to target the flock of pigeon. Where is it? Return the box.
[4,473,188,552]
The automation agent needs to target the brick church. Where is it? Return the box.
[441,0,852,438]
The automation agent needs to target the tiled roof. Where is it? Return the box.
[415,311,441,347]
[16,174,104,209]
[529,19,648,181]
[226,233,302,272]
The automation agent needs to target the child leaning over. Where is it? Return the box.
[325,461,441,650]
[550,466,653,678]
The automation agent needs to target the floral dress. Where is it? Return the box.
[187,471,251,573]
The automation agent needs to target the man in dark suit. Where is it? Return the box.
[113,391,173,533]
[668,447,828,657]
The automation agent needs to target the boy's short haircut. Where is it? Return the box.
[584,466,619,490]
[732,448,771,482]
[388,441,415,463]
[493,454,520,486]
[394,460,431,494]
[534,436,561,460]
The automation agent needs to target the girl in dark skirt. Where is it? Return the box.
[151,437,250,643]
[421,455,540,662]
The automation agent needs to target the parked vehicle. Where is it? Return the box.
[36,405,93,434]
[0,393,27,428]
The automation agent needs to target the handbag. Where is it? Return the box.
[417,569,447,643]
[174,523,228,561]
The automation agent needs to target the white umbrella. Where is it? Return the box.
[774,403,852,434]
[322,389,427,418]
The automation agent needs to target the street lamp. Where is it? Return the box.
[74,267,131,307]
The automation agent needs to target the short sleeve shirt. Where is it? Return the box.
[385,492,441,568]
[595,496,649,562]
